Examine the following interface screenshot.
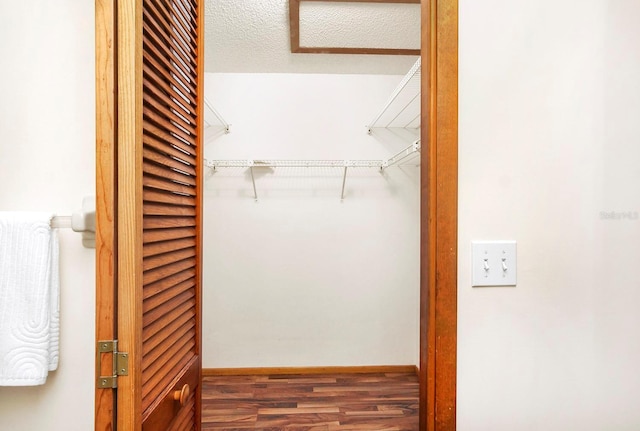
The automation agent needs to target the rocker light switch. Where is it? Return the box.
[472,241,517,287]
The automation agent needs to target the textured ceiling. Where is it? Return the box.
[204,0,420,74]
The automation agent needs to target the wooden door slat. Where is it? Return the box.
[143,216,196,230]
[144,6,196,74]
[143,256,196,284]
[144,107,196,148]
[176,0,197,26]
[155,0,197,50]
[151,0,197,54]
[165,2,197,50]
[143,286,195,330]
[144,188,197,207]
[143,268,196,300]
[144,3,196,67]
[143,316,194,369]
[179,0,199,25]
[144,203,197,217]
[143,226,196,244]
[143,75,196,126]
[143,92,197,135]
[143,237,196,258]
[142,16,195,79]
[142,26,196,92]
[143,247,196,271]
[143,332,196,402]
[144,120,196,158]
[144,283,195,324]
[143,159,197,186]
[143,295,195,343]
[144,175,196,197]
[170,1,198,48]
[143,319,196,373]
[143,50,196,106]
[143,133,196,166]
[143,315,194,361]
[186,0,198,18]
[144,147,196,176]
[143,63,196,116]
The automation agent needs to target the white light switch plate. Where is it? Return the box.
[472,241,517,287]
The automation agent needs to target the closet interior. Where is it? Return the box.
[200,0,422,385]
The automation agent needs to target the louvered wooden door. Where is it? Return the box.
[96,0,204,429]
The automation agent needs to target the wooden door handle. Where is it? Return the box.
[173,384,190,407]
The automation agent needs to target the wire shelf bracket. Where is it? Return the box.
[381,140,421,169]
[204,98,231,134]
[367,58,421,133]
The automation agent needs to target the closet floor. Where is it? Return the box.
[201,371,419,430]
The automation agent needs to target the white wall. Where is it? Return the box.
[459,1,640,430]
[202,73,420,367]
[0,2,95,430]
[7,1,638,427]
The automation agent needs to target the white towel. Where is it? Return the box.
[0,212,60,386]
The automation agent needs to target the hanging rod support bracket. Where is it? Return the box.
[248,162,258,201]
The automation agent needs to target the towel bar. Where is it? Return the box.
[49,197,96,249]
[50,216,72,229]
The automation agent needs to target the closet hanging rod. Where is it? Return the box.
[205,145,420,201]
[367,57,421,132]
[206,143,421,172]
[206,159,384,169]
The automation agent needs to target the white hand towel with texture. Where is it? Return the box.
[0,212,60,386]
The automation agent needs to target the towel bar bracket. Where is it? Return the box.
[97,340,129,389]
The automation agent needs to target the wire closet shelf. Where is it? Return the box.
[204,58,422,201]
[205,140,420,201]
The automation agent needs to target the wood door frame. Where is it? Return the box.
[95,0,458,429]
[114,0,144,427]
[420,0,458,430]
[95,0,117,427]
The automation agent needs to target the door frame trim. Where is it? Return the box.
[95,0,458,429]
[420,0,458,430]
[95,0,117,428]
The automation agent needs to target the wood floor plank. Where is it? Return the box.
[258,407,341,415]
[202,371,418,430]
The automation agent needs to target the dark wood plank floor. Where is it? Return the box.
[201,372,419,430]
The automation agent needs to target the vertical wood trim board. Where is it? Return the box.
[194,0,206,427]
[420,2,435,429]
[420,0,458,430]
[117,0,145,429]
[434,1,458,428]
[95,0,117,429]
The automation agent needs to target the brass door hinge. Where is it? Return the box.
[97,340,129,389]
